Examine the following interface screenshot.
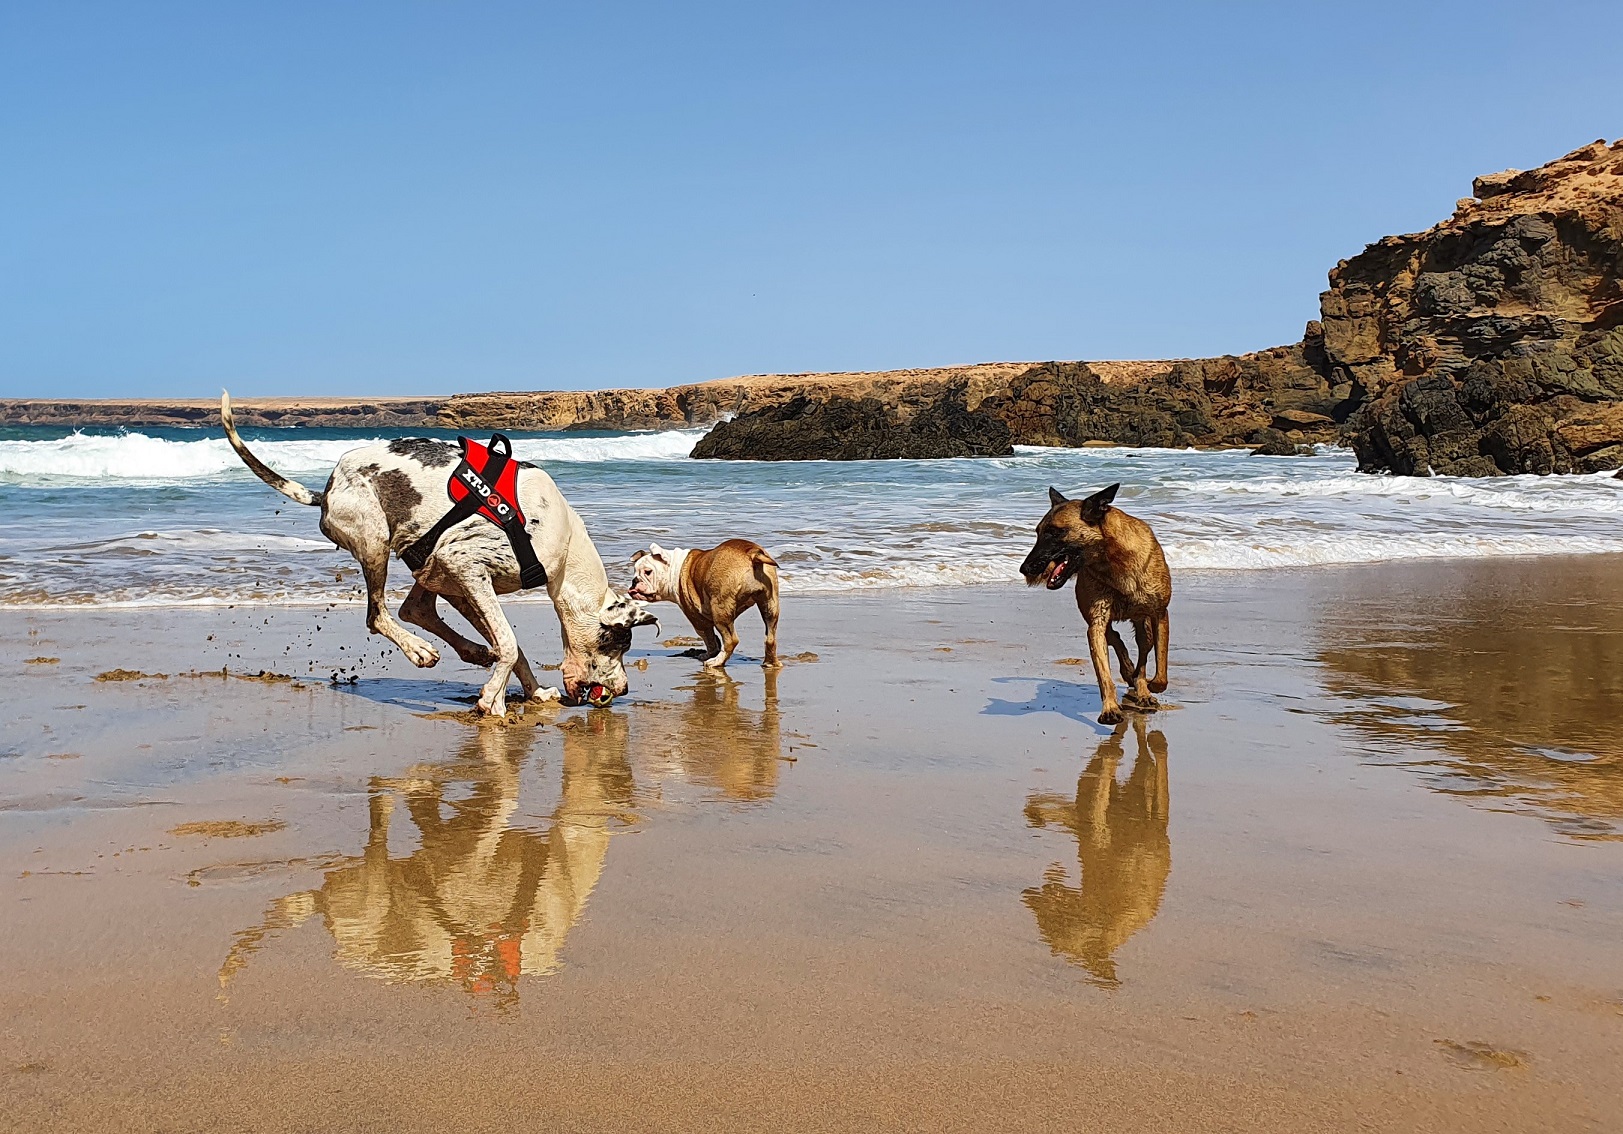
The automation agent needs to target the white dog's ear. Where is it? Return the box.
[630,549,648,565]
[599,591,660,634]
[629,600,660,633]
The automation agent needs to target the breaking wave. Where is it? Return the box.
[0,428,704,484]
[1,427,1620,607]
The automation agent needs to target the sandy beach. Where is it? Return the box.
[3,557,1621,1133]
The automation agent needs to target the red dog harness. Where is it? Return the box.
[400,433,548,589]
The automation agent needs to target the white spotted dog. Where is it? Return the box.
[221,392,656,715]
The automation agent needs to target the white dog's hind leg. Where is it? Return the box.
[359,549,439,668]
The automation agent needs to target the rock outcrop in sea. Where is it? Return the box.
[690,385,1013,460]
[1325,139,1623,475]
[690,344,1340,460]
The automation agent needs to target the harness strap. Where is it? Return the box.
[399,434,549,589]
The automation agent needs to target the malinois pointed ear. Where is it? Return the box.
[1048,486,1068,508]
[1080,483,1120,523]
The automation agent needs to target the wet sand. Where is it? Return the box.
[2,558,1621,1132]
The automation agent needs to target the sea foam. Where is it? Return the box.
[0,428,705,484]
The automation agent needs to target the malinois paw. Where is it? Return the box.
[1098,707,1124,726]
[1123,693,1160,712]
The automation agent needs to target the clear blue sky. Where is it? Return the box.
[2,1,1619,398]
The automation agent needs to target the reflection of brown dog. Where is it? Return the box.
[629,540,780,669]
[1020,484,1171,725]
[1023,717,1170,987]
[676,669,782,801]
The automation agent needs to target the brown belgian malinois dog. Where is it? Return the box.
[1020,484,1171,724]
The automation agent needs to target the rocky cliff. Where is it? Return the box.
[1324,139,1623,475]
[0,396,447,430]
[0,349,1343,459]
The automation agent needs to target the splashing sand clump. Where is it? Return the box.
[169,819,287,839]
[1435,1039,1529,1071]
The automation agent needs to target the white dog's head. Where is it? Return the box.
[559,589,658,705]
[628,543,681,603]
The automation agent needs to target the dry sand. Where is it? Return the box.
[2,558,1621,1132]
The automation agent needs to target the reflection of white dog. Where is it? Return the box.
[217,719,634,1005]
[629,540,780,668]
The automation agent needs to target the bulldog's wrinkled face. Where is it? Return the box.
[628,544,678,603]
[1020,484,1119,591]
[559,591,657,704]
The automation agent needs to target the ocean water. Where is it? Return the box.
[1,425,1620,608]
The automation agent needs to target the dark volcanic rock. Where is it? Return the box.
[982,344,1339,451]
[1249,429,1315,457]
[1323,138,1623,475]
[692,344,1346,461]
[690,384,1012,460]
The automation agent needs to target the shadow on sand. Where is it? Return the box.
[982,675,1111,730]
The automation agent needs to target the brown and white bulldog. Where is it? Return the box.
[628,540,780,668]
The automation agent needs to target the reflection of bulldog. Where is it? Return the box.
[673,669,783,801]
[1022,716,1170,987]
[219,715,634,1006]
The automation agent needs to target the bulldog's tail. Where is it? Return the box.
[750,545,779,588]
[220,390,325,507]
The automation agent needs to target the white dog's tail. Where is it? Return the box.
[220,390,325,507]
